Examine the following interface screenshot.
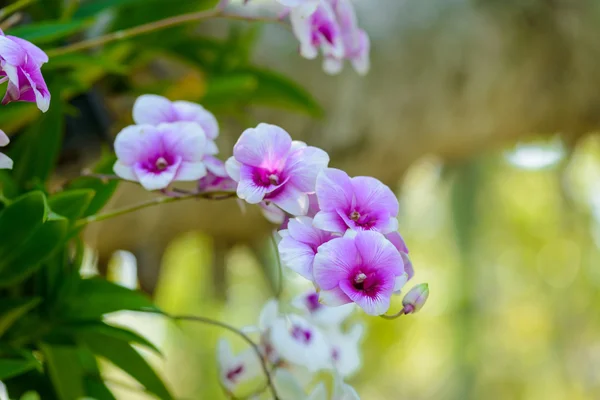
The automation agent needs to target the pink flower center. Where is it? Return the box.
[226,364,244,382]
[352,271,379,296]
[305,293,321,312]
[349,209,376,229]
[311,8,335,45]
[143,153,176,173]
[155,157,168,171]
[252,167,281,188]
[291,325,312,344]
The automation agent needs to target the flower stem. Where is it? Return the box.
[0,0,36,20]
[74,189,236,229]
[46,8,283,57]
[380,308,407,320]
[168,314,280,400]
[270,231,283,300]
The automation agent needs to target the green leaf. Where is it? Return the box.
[66,151,119,217]
[40,344,86,400]
[8,20,92,45]
[0,215,69,286]
[0,191,48,275]
[44,53,129,75]
[0,297,41,338]
[49,189,95,220]
[0,357,38,381]
[61,278,160,320]
[73,0,148,18]
[77,331,173,400]
[71,322,161,355]
[19,391,41,400]
[83,379,116,400]
[9,95,64,190]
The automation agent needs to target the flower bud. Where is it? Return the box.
[402,283,429,314]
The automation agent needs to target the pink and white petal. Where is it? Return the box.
[290,11,318,59]
[134,160,180,191]
[1,81,20,106]
[0,152,13,169]
[315,168,353,211]
[260,202,286,224]
[334,0,359,32]
[351,176,399,217]
[114,124,160,164]
[23,66,50,112]
[313,237,357,290]
[269,185,309,216]
[323,57,344,75]
[258,299,279,331]
[377,216,399,234]
[7,35,48,65]
[393,272,409,293]
[313,210,347,234]
[385,231,409,254]
[204,139,219,155]
[132,94,175,125]
[173,101,219,139]
[339,278,392,316]
[0,130,9,146]
[236,179,269,203]
[204,155,228,177]
[160,122,206,162]
[290,140,307,151]
[319,286,351,306]
[113,161,137,181]
[233,123,292,169]
[0,36,25,65]
[174,161,207,181]
[401,252,414,280]
[278,236,316,280]
[285,146,329,192]
[354,231,404,276]
[351,30,370,76]
[225,157,241,181]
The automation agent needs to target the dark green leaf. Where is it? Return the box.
[19,391,41,400]
[0,191,48,275]
[0,298,41,338]
[73,0,148,19]
[0,358,38,381]
[44,53,129,75]
[0,215,68,286]
[61,278,160,320]
[66,151,119,217]
[8,20,92,45]
[49,189,95,220]
[40,344,86,400]
[9,95,64,190]
[78,331,173,399]
[70,322,161,354]
[84,379,117,400]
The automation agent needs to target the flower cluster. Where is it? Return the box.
[0,30,50,112]
[280,0,370,75]
[113,94,234,191]
[217,294,362,399]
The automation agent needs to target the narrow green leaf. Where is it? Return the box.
[0,298,41,338]
[8,20,92,45]
[61,278,160,320]
[84,379,117,400]
[0,191,48,275]
[49,189,95,220]
[71,322,161,355]
[40,344,86,400]
[73,0,147,18]
[66,151,119,217]
[0,358,38,381]
[0,216,69,286]
[78,332,173,400]
[9,96,64,189]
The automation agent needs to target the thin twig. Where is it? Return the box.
[380,309,407,320]
[46,9,283,57]
[0,0,36,20]
[0,12,22,31]
[168,314,280,400]
[74,189,236,228]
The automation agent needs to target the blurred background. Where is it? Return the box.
[4,0,600,398]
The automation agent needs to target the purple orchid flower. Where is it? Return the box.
[290,0,344,62]
[0,32,50,112]
[197,156,237,192]
[113,122,208,191]
[278,216,338,281]
[133,94,219,155]
[323,0,370,75]
[313,168,399,234]
[313,231,405,316]
[225,123,329,215]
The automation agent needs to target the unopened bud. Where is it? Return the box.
[402,283,429,314]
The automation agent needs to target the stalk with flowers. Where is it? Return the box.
[0,0,428,399]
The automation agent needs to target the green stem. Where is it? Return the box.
[168,314,280,400]
[46,9,282,57]
[270,232,283,300]
[0,0,36,19]
[74,190,236,229]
